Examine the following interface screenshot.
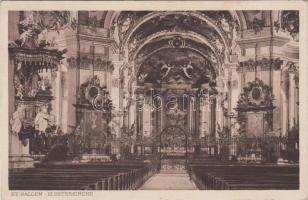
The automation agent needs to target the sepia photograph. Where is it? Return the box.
[1,1,307,199]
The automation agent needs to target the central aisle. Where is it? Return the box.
[139,170,197,190]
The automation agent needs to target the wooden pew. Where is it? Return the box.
[9,162,157,190]
[189,164,299,190]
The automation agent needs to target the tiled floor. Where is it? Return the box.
[139,170,197,190]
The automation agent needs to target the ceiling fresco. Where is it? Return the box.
[111,11,236,88]
[137,48,214,87]
[115,11,240,49]
[128,13,224,44]
[134,36,219,66]
[113,11,239,79]
[111,10,299,88]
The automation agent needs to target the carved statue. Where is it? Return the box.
[48,110,56,127]
[215,39,224,52]
[161,63,174,79]
[14,11,76,49]
[231,122,241,137]
[138,73,148,83]
[220,18,231,33]
[14,67,45,99]
[122,17,132,32]
[27,72,40,97]
[18,14,39,48]
[34,107,49,134]
[14,75,24,100]
[216,122,222,136]
[180,61,194,79]
[10,106,23,135]
[129,38,138,51]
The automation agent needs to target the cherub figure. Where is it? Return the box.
[161,63,174,79]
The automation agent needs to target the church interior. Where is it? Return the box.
[8,10,299,190]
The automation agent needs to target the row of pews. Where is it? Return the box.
[189,158,299,190]
[9,161,158,190]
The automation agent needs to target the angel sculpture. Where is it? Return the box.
[220,18,231,33]
[161,63,174,79]
[18,26,36,48]
[215,39,224,52]
[14,76,24,100]
[120,16,132,34]
[138,73,148,83]
[180,61,194,79]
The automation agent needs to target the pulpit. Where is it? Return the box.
[9,46,62,168]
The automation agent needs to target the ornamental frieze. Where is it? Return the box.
[66,56,114,72]
[9,47,64,71]
[237,58,283,72]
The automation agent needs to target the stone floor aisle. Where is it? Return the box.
[139,170,197,190]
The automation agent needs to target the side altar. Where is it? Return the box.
[235,79,276,162]
[74,75,113,156]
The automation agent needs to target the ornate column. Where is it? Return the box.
[288,63,299,129]
[160,89,166,131]
[215,78,224,137]
[210,97,217,137]
[143,93,152,138]
[194,89,200,137]
[289,73,295,128]
[187,89,198,136]
[135,87,145,155]
[199,93,208,138]
[190,96,196,135]
[280,71,289,136]
[127,97,135,154]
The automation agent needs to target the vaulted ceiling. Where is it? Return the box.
[79,10,294,87]
[112,11,243,86]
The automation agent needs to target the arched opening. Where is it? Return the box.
[121,11,224,167]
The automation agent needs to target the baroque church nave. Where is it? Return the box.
[8,10,299,190]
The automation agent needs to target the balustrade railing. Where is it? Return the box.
[200,135,299,163]
[28,130,112,160]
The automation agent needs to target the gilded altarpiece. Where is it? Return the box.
[236,79,275,137]
[75,76,112,154]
